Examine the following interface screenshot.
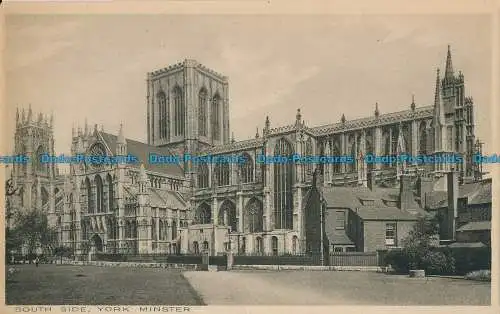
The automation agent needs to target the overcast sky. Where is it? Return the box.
[5,14,493,159]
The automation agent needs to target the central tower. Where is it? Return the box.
[146,59,230,157]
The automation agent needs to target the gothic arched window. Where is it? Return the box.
[214,162,230,186]
[240,153,254,183]
[272,236,279,255]
[158,92,169,140]
[274,138,294,229]
[159,220,165,240]
[107,174,113,212]
[255,237,264,255]
[173,86,184,136]
[95,175,103,213]
[85,177,93,214]
[218,200,237,232]
[198,88,208,137]
[332,142,341,173]
[195,203,211,224]
[211,93,221,140]
[197,163,209,188]
[34,146,48,174]
[419,121,427,155]
[245,198,263,233]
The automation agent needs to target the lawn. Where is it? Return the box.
[5,264,205,305]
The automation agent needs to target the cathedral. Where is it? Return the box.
[7,46,482,257]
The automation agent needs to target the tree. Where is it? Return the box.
[401,214,440,269]
[11,209,58,259]
[54,246,73,264]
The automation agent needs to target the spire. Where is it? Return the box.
[231,132,235,143]
[117,123,125,144]
[16,107,19,125]
[22,108,26,123]
[445,45,454,80]
[37,112,43,123]
[374,102,380,117]
[255,127,260,139]
[265,116,270,130]
[341,114,346,124]
[84,118,88,136]
[411,94,416,111]
[101,124,104,132]
[434,68,441,108]
[50,112,54,128]
[72,123,76,138]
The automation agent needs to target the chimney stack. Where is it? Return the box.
[446,171,459,241]
[417,175,433,208]
[399,174,414,211]
[367,171,375,191]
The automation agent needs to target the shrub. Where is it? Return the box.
[384,249,410,273]
[420,251,455,275]
[465,270,491,281]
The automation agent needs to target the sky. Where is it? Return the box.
[4,14,493,162]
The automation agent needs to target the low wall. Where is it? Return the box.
[62,260,200,270]
[233,265,385,272]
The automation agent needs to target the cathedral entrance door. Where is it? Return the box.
[91,234,103,252]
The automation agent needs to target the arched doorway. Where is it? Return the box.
[91,234,103,252]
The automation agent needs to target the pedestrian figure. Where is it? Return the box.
[35,257,39,267]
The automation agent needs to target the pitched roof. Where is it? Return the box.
[456,221,491,232]
[447,242,487,248]
[99,131,184,178]
[323,209,355,245]
[322,186,419,221]
[426,179,492,209]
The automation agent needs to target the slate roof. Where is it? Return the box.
[323,209,355,245]
[149,188,187,209]
[426,179,492,209]
[322,186,420,221]
[456,221,491,232]
[99,131,184,178]
[447,242,486,248]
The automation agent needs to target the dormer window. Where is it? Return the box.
[359,198,375,206]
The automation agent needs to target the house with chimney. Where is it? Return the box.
[424,172,491,248]
[305,172,425,254]
[305,170,492,255]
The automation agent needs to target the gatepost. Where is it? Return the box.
[201,250,209,271]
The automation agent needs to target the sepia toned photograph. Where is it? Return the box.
[3,12,494,307]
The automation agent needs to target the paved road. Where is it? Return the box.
[183,270,491,305]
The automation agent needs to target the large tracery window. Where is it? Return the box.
[85,177,93,214]
[107,174,114,212]
[211,94,221,140]
[195,203,212,224]
[197,163,209,188]
[214,162,230,186]
[95,175,103,213]
[198,88,208,137]
[158,92,169,140]
[240,153,254,183]
[274,138,294,230]
[419,121,427,155]
[173,86,185,136]
[34,146,48,175]
[245,198,263,233]
[218,201,237,232]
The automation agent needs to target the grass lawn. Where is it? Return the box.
[6,264,205,305]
